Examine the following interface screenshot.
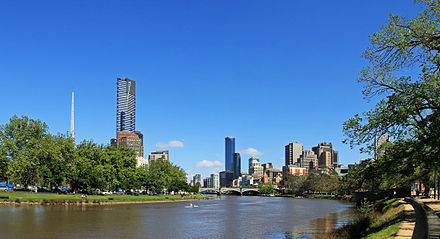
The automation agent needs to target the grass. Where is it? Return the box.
[0,191,207,204]
[363,221,402,239]
[316,198,405,239]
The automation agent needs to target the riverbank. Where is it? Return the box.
[0,192,208,206]
[281,194,353,201]
[316,198,406,238]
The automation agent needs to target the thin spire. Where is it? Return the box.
[71,91,74,140]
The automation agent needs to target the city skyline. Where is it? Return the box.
[0,0,420,179]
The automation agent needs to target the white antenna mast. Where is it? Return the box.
[71,91,74,140]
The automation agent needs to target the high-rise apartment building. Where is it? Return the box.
[225,137,235,171]
[116,78,136,134]
[211,173,220,189]
[285,142,303,166]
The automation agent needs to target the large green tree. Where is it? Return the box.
[343,0,440,186]
[0,115,48,187]
[141,159,188,192]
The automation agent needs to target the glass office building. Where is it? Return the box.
[225,137,235,172]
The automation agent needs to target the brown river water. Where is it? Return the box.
[0,195,355,239]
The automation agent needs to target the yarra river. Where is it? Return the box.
[0,196,355,238]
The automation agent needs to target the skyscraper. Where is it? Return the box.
[116,78,136,134]
[285,142,303,166]
[232,153,241,179]
[225,137,235,171]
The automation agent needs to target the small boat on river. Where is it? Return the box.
[185,203,199,208]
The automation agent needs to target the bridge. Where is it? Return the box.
[199,187,259,195]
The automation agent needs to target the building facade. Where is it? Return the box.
[225,137,235,172]
[248,156,260,174]
[116,131,144,157]
[285,142,303,166]
[299,150,318,172]
[148,150,169,164]
[283,165,307,176]
[116,78,136,134]
[220,171,234,187]
[312,142,334,169]
[232,152,241,179]
[249,157,264,180]
[193,174,202,186]
[211,173,220,189]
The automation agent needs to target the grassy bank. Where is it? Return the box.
[0,191,207,205]
[317,198,405,239]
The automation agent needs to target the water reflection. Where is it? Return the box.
[0,196,354,239]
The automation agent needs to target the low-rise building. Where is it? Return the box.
[283,165,307,176]
[264,168,283,184]
[148,150,169,164]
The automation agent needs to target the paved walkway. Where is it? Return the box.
[395,199,417,238]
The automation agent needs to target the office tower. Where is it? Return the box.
[117,131,144,157]
[285,142,303,166]
[232,153,241,179]
[225,137,235,171]
[70,91,74,140]
[300,150,318,172]
[312,142,334,169]
[116,78,136,134]
[148,150,169,164]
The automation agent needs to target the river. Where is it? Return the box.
[0,196,354,238]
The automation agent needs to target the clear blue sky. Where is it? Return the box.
[0,1,420,179]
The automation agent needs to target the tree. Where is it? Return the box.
[0,115,48,187]
[142,160,188,193]
[284,174,307,194]
[343,0,440,185]
[36,134,73,188]
[258,183,276,195]
[104,145,137,191]
[66,141,107,191]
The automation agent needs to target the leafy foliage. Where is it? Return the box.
[342,0,440,191]
[0,115,191,193]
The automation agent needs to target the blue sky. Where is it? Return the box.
[0,1,420,179]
